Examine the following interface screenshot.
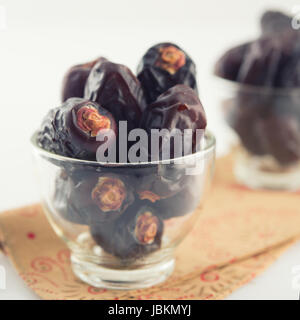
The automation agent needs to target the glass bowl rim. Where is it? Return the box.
[30,130,216,168]
[213,73,300,95]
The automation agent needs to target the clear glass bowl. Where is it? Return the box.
[31,130,215,289]
[215,75,300,191]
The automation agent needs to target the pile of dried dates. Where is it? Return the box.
[37,43,207,262]
[215,10,300,166]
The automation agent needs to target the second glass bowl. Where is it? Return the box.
[215,76,300,191]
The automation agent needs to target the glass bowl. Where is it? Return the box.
[215,75,300,191]
[31,130,215,290]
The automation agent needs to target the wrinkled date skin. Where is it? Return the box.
[90,203,163,260]
[84,61,146,130]
[214,43,250,81]
[61,57,107,102]
[137,42,198,104]
[260,10,293,35]
[140,84,207,159]
[37,98,117,160]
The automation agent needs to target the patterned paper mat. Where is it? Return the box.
[0,153,300,300]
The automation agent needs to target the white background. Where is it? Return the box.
[0,0,300,299]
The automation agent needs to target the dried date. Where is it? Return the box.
[90,202,163,260]
[140,84,207,159]
[84,61,146,130]
[62,57,107,102]
[72,173,134,223]
[214,43,250,81]
[137,42,198,104]
[37,98,117,160]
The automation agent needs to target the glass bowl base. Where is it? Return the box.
[71,253,175,290]
[234,149,300,191]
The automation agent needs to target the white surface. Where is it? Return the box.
[0,0,299,299]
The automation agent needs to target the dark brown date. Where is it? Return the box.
[54,171,134,224]
[61,57,107,102]
[90,202,163,260]
[237,31,300,87]
[137,42,198,104]
[71,173,134,223]
[214,42,250,81]
[140,84,207,160]
[236,36,283,87]
[37,98,117,160]
[84,61,146,130]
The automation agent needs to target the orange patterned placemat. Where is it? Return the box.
[0,153,300,300]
